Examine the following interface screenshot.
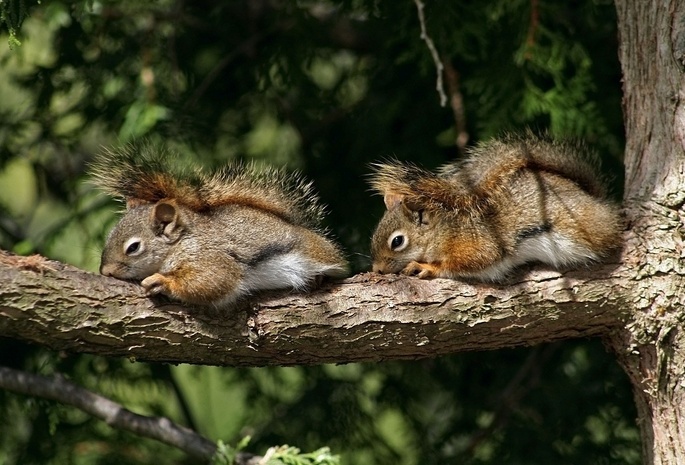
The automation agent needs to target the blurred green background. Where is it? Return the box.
[0,1,637,464]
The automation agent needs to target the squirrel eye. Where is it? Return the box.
[124,237,144,256]
[388,231,409,252]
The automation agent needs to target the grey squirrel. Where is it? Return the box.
[92,143,348,307]
[369,133,622,281]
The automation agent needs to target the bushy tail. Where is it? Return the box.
[463,132,610,199]
[90,141,326,229]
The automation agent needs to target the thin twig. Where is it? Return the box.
[462,344,560,454]
[183,36,262,111]
[443,59,469,155]
[413,0,447,107]
[183,10,295,111]
[524,0,540,60]
[0,366,260,462]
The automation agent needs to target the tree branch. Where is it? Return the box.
[0,249,627,367]
[443,59,469,155]
[0,365,235,461]
[413,0,447,107]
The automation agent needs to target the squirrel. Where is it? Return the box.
[369,133,622,281]
[91,142,348,307]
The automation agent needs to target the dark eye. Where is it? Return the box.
[391,235,404,250]
[387,230,409,252]
[125,241,140,255]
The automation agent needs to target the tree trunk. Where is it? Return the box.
[611,0,685,463]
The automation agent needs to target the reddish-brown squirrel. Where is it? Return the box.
[369,133,622,281]
[92,143,348,307]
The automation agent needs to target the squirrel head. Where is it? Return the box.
[100,199,187,280]
[370,193,438,274]
[368,160,482,275]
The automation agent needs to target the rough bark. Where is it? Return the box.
[611,0,685,464]
[0,249,625,367]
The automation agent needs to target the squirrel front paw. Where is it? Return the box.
[401,261,438,279]
[141,273,171,296]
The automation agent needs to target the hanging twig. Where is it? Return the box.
[413,0,447,107]
[443,59,469,155]
[524,0,540,60]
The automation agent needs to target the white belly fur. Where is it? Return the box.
[459,231,598,282]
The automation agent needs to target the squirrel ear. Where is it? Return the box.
[383,193,405,210]
[400,200,432,225]
[384,193,428,223]
[154,201,177,223]
[416,209,432,225]
[152,200,184,242]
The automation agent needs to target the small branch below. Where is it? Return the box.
[0,365,224,460]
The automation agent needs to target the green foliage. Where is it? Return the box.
[260,446,340,465]
[0,1,634,464]
[0,0,33,48]
[213,438,340,465]
[212,437,251,465]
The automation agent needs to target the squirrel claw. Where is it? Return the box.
[401,261,437,279]
[141,273,169,296]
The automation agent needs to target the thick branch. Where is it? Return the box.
[0,249,627,367]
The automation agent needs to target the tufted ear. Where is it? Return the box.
[151,200,184,243]
[383,193,405,210]
[384,193,431,225]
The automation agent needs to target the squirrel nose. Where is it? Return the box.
[372,263,385,274]
[100,263,114,277]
